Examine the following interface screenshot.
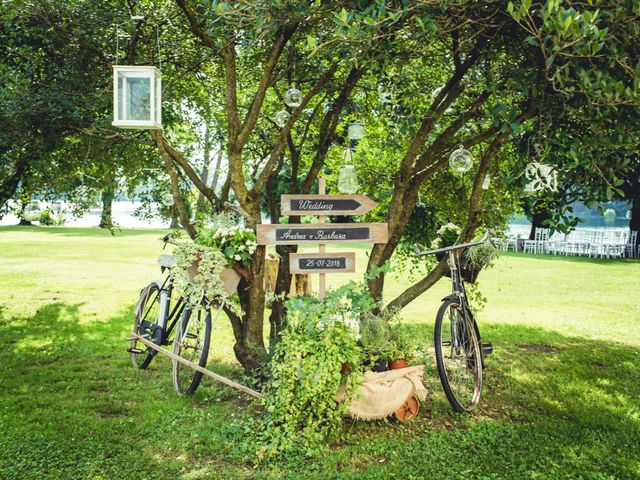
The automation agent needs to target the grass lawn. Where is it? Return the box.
[1,225,639,479]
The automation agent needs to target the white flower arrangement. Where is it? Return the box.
[196,225,258,268]
[431,222,462,249]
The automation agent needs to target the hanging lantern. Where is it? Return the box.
[113,66,162,129]
[482,175,491,190]
[347,122,364,140]
[275,110,290,128]
[524,162,557,192]
[338,165,358,194]
[23,202,41,222]
[448,145,473,174]
[284,87,302,107]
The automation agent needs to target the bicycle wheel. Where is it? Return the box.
[434,297,483,413]
[131,282,162,369]
[171,303,211,395]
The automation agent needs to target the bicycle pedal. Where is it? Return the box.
[482,342,494,356]
[127,347,146,355]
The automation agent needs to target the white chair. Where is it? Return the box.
[625,231,637,258]
[523,228,550,254]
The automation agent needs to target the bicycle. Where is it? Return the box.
[414,230,494,413]
[129,234,215,395]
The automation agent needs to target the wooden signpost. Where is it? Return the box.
[281,194,378,216]
[289,252,356,274]
[257,178,387,300]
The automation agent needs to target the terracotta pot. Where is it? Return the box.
[232,261,253,285]
[389,359,409,370]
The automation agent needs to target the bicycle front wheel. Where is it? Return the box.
[172,303,211,395]
[131,282,161,369]
[434,297,483,413]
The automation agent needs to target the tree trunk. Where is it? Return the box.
[196,125,211,215]
[99,188,115,228]
[169,210,180,229]
[529,202,549,239]
[0,157,30,214]
[232,244,268,372]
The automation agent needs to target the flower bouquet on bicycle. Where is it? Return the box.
[414,227,496,413]
[431,223,498,283]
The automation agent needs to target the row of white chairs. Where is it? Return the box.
[495,228,638,259]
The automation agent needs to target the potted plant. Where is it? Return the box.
[461,240,498,283]
[387,325,416,370]
[358,315,392,372]
[171,243,239,303]
[196,224,257,284]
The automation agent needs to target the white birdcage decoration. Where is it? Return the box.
[113,66,162,129]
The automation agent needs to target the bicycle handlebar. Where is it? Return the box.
[413,230,491,257]
[161,234,181,250]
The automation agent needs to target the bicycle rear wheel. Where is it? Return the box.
[172,303,211,395]
[434,297,483,413]
[131,282,161,369]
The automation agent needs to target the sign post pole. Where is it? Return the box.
[318,177,326,301]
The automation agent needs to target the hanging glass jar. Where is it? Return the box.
[347,122,364,140]
[338,165,358,194]
[449,145,473,173]
[338,147,358,194]
[275,110,290,128]
[284,87,302,107]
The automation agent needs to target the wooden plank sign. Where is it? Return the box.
[257,223,388,245]
[289,252,356,274]
[281,194,378,216]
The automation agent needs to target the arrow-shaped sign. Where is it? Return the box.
[257,223,388,245]
[281,194,378,216]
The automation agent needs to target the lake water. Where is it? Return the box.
[1,201,632,234]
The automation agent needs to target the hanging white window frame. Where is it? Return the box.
[112,65,162,130]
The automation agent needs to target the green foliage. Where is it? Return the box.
[254,293,364,459]
[464,241,499,270]
[196,225,257,268]
[37,209,54,226]
[170,242,230,307]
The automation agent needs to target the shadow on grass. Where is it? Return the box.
[0,302,253,479]
[0,302,638,479]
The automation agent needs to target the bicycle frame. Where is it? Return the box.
[140,273,186,346]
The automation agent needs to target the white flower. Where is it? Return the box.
[234,254,241,261]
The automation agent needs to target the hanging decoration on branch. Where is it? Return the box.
[274,110,290,128]
[112,15,163,130]
[347,122,364,141]
[284,86,302,107]
[338,148,358,194]
[448,145,473,174]
[482,175,491,190]
[523,162,558,193]
[161,192,175,207]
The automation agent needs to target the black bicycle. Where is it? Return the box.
[129,234,212,395]
[414,231,493,413]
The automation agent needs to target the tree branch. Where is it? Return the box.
[251,61,339,196]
